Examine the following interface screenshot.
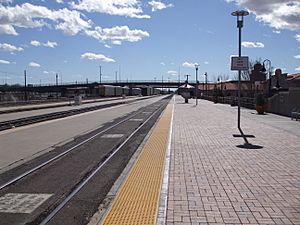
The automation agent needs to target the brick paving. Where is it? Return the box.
[166,96,300,225]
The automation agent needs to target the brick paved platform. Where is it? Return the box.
[166,95,300,225]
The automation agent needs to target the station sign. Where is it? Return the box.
[231,56,249,71]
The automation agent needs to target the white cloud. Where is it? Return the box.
[30,40,41,46]
[273,30,281,34]
[295,34,300,42]
[204,61,209,65]
[167,70,177,75]
[85,25,149,45]
[0,43,24,52]
[44,41,57,48]
[104,44,112,48]
[43,71,49,74]
[81,52,115,63]
[160,62,166,66]
[31,40,58,48]
[0,3,91,36]
[56,0,64,3]
[29,62,41,67]
[0,24,18,35]
[0,59,10,64]
[226,1,300,31]
[242,41,264,48]
[182,62,198,68]
[148,1,173,12]
[295,67,300,71]
[294,54,300,59]
[71,0,150,19]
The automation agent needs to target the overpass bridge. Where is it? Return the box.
[0,80,200,93]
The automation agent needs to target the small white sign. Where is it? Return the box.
[231,56,249,71]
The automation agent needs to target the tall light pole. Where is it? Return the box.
[194,63,199,105]
[231,10,249,130]
[261,59,271,97]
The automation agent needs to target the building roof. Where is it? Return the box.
[287,73,300,81]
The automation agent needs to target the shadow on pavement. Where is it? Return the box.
[233,127,263,149]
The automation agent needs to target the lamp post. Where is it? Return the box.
[204,72,208,96]
[195,63,199,106]
[261,59,271,97]
[231,10,249,130]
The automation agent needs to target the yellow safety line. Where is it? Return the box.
[101,103,173,225]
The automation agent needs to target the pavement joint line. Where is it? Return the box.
[100,103,173,225]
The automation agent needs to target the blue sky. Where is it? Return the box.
[0,0,299,85]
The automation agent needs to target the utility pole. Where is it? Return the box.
[119,65,121,82]
[24,70,27,101]
[178,66,181,87]
[56,73,58,86]
[161,75,164,93]
[115,71,118,83]
[99,66,102,84]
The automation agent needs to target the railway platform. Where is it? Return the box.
[92,95,300,225]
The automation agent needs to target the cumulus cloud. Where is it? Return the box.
[295,67,300,71]
[294,54,300,59]
[182,62,198,68]
[31,40,58,48]
[148,1,173,12]
[226,0,300,31]
[295,34,300,42]
[0,3,91,36]
[0,43,24,52]
[242,41,264,48]
[85,25,149,45]
[81,52,115,63]
[0,59,11,64]
[29,62,41,67]
[71,0,150,19]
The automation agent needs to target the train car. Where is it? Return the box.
[114,86,123,96]
[130,88,141,96]
[122,86,130,96]
[141,86,151,96]
[153,88,161,95]
[99,85,116,97]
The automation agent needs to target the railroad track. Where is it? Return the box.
[0,96,171,225]
[0,96,154,131]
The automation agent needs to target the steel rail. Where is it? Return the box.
[38,100,168,225]
[0,100,161,190]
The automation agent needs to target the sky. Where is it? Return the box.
[0,0,300,85]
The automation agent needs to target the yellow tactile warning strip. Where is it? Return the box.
[101,104,173,225]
